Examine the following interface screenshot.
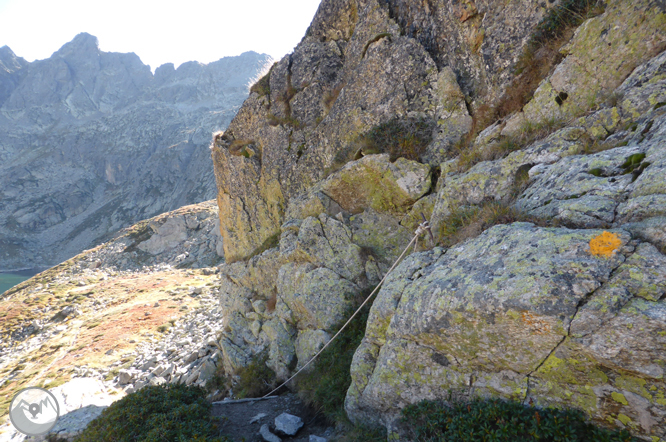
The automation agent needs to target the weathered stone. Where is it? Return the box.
[347,223,638,426]
[349,209,411,265]
[277,263,359,331]
[430,124,585,235]
[259,424,282,442]
[616,50,666,120]
[515,145,644,228]
[197,358,218,384]
[320,155,431,216]
[522,0,666,126]
[279,214,366,284]
[274,413,304,436]
[295,329,330,369]
[261,318,297,381]
[622,217,666,253]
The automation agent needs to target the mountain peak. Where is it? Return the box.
[56,32,100,57]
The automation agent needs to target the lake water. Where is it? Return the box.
[0,269,41,295]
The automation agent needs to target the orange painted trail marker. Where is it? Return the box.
[589,231,622,257]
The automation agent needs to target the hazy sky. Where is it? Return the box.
[0,0,322,70]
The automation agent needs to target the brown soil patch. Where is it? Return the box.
[0,267,218,420]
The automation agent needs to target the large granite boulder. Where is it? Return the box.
[346,223,666,439]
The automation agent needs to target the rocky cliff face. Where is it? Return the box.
[210,0,666,439]
[0,33,271,271]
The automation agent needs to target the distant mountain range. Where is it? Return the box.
[0,33,271,271]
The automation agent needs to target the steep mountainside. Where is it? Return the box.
[0,33,271,271]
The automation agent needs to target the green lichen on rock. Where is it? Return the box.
[522,0,666,125]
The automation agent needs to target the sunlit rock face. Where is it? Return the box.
[0,33,271,271]
[207,0,666,439]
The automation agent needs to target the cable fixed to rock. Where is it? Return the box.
[260,215,434,399]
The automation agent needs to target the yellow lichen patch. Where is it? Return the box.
[611,391,629,405]
[589,231,622,257]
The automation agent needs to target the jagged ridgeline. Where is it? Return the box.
[0,33,272,272]
[210,0,666,439]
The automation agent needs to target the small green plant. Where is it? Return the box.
[335,419,387,442]
[75,383,231,442]
[401,398,636,441]
[267,113,304,129]
[323,82,345,112]
[621,152,650,182]
[233,350,276,399]
[228,139,257,158]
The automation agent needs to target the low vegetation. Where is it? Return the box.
[232,350,276,399]
[228,139,257,158]
[327,116,435,176]
[293,300,387,440]
[401,398,636,442]
[323,82,345,113]
[296,302,370,419]
[75,383,231,442]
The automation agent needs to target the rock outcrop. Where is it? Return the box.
[0,33,271,272]
[344,4,666,439]
[207,0,666,440]
[212,0,563,262]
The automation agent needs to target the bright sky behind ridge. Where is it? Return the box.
[0,0,322,71]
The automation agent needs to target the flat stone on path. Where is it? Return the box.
[274,412,304,436]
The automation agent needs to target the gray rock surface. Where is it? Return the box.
[212,0,558,262]
[343,44,666,439]
[274,412,304,436]
[260,424,282,442]
[0,33,271,272]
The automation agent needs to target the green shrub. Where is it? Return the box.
[401,398,636,442]
[75,383,230,442]
[336,421,387,442]
[233,350,276,399]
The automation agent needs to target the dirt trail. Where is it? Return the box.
[212,393,333,442]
